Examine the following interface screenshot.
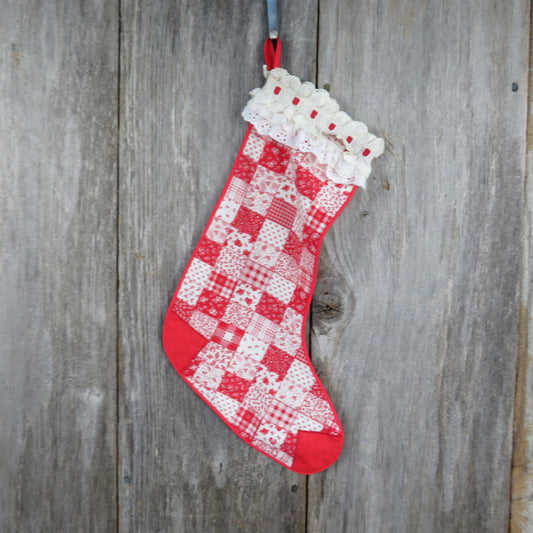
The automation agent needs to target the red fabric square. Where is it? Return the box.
[172,298,194,321]
[196,289,229,319]
[283,231,304,262]
[280,432,298,455]
[295,166,324,199]
[232,206,265,240]
[233,154,258,184]
[302,226,321,255]
[259,140,291,174]
[218,372,252,402]
[195,238,223,266]
[289,286,308,313]
[255,293,287,324]
[261,345,293,379]
[267,198,297,229]
[310,381,329,401]
[212,322,244,351]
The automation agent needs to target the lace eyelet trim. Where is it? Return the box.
[241,67,385,188]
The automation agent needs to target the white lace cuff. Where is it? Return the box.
[241,67,384,188]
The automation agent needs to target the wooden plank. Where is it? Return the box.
[510,2,533,530]
[310,0,530,531]
[118,1,315,531]
[0,1,118,532]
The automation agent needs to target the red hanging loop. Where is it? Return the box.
[264,38,282,70]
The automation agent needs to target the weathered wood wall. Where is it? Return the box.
[1,1,531,532]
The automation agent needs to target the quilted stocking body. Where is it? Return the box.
[163,66,384,474]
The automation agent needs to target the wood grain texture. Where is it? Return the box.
[117,1,315,531]
[511,4,533,531]
[309,1,530,532]
[0,1,118,531]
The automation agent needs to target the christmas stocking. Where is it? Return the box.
[163,40,384,474]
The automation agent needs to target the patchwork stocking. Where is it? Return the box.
[163,45,384,474]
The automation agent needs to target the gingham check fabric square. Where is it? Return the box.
[235,407,261,439]
[264,399,298,430]
[207,272,237,299]
[267,197,297,229]
[212,322,244,351]
[247,313,279,343]
[242,259,271,290]
[307,207,331,233]
[226,176,249,204]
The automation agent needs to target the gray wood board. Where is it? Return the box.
[510,2,533,530]
[309,1,530,532]
[117,1,314,531]
[0,1,118,531]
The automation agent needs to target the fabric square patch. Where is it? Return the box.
[233,154,257,184]
[255,293,287,324]
[243,132,266,162]
[267,197,297,229]
[246,313,279,343]
[273,253,300,285]
[214,247,247,278]
[189,310,218,339]
[254,421,288,449]
[259,139,291,174]
[226,176,250,204]
[250,239,281,268]
[285,359,315,390]
[277,180,299,206]
[242,259,272,291]
[283,231,304,262]
[315,181,349,215]
[294,412,323,432]
[236,332,269,361]
[265,272,296,304]
[177,258,212,305]
[258,219,290,249]
[289,286,308,313]
[209,392,241,423]
[307,207,331,233]
[216,197,241,224]
[297,269,313,292]
[195,238,223,266]
[243,187,275,216]
[251,165,283,195]
[280,307,304,332]
[231,206,265,240]
[197,342,235,368]
[207,271,237,299]
[218,372,253,402]
[222,302,254,330]
[234,407,262,439]
[242,384,275,418]
[273,326,301,356]
[192,362,225,390]
[295,166,325,199]
[231,281,262,310]
[299,248,315,273]
[264,399,297,430]
[275,380,307,408]
[299,394,335,426]
[254,367,281,393]
[206,216,233,244]
[228,352,261,380]
[196,289,229,319]
[261,346,294,380]
[212,322,244,351]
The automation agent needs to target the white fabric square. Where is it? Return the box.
[236,333,269,361]
[192,363,224,390]
[210,392,241,423]
[189,310,218,339]
[273,326,301,356]
[315,182,348,215]
[177,258,212,305]
[243,132,265,161]
[206,216,232,244]
[216,198,241,223]
[230,281,262,310]
[258,219,290,248]
[285,360,315,390]
[250,239,281,268]
[251,165,283,195]
[294,412,323,432]
[266,272,296,304]
[228,352,261,380]
[254,422,288,448]
[275,380,307,408]
[244,188,274,216]
[281,307,304,331]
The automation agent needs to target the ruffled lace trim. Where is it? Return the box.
[241,67,384,187]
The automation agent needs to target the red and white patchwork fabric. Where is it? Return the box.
[163,66,384,474]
